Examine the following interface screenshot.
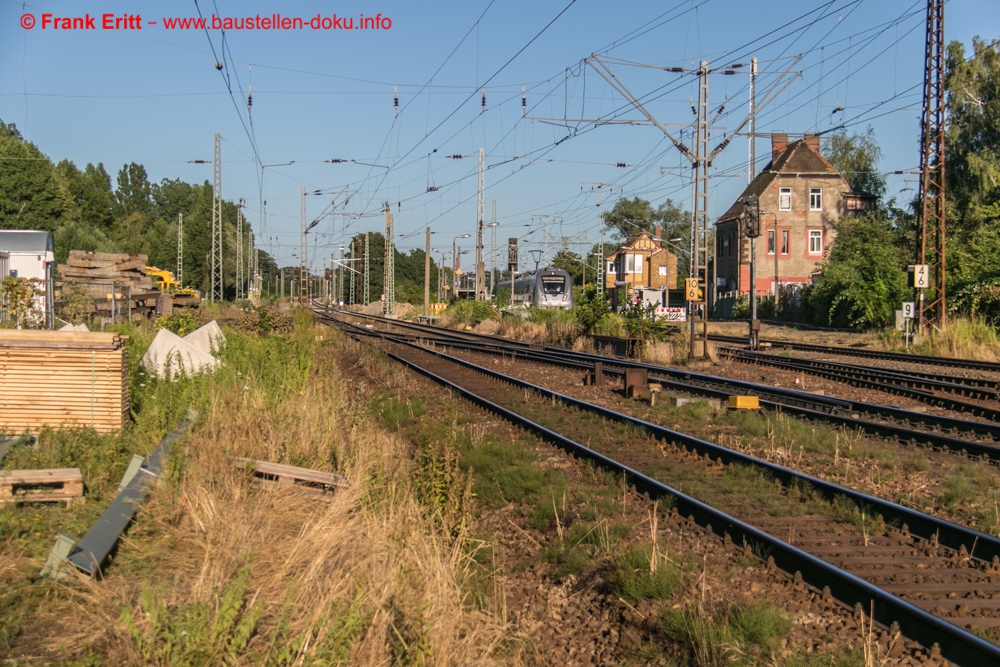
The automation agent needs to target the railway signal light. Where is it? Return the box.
[743,195,760,238]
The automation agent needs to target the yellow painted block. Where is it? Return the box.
[728,395,760,410]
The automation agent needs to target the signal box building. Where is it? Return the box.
[714,134,876,296]
[603,225,679,304]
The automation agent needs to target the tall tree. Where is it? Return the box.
[806,213,909,328]
[0,120,64,231]
[822,127,886,201]
[113,162,152,219]
[947,38,1000,233]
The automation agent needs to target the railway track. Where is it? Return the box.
[714,346,1000,421]
[709,334,1000,374]
[323,311,1000,665]
[328,308,1000,460]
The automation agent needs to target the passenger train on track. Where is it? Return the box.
[496,266,574,310]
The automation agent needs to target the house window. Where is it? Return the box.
[625,254,643,275]
[781,230,790,255]
[607,261,616,275]
[810,188,822,210]
[779,187,792,210]
[722,233,730,258]
[767,230,775,255]
[809,229,823,254]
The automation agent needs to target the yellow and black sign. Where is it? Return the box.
[684,278,701,301]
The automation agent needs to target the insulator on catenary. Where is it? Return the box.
[394,85,399,116]
[522,85,526,116]
[481,88,486,113]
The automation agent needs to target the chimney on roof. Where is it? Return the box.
[804,133,820,153]
[654,224,661,241]
[772,133,788,161]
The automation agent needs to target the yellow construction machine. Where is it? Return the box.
[145,266,201,299]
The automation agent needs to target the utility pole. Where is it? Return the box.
[748,58,757,186]
[490,199,497,297]
[210,133,223,302]
[364,232,370,306]
[299,187,308,303]
[424,226,431,316]
[383,203,394,316]
[583,55,799,358]
[476,148,486,300]
[236,199,244,300]
[690,61,711,360]
[338,247,345,305]
[917,0,946,330]
[349,238,356,306]
[176,213,183,287]
[582,183,622,302]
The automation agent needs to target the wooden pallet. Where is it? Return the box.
[0,468,83,505]
[235,458,348,493]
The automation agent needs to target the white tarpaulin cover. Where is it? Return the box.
[183,320,225,355]
[141,328,219,379]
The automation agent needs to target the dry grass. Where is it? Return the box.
[29,329,506,665]
[908,317,1000,361]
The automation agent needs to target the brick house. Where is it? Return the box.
[714,134,876,297]
[603,225,679,304]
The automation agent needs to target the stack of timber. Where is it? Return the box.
[0,330,129,434]
[56,251,162,320]
[58,251,153,292]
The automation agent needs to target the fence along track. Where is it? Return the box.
[327,316,1000,665]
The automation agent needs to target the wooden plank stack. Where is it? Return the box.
[0,330,129,434]
[57,251,153,294]
[0,468,84,505]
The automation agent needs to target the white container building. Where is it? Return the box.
[0,230,55,328]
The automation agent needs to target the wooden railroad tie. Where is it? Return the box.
[235,458,348,496]
[0,468,84,505]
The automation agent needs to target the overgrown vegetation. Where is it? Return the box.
[0,307,503,663]
[661,599,793,667]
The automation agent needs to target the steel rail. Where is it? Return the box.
[319,310,1000,442]
[332,320,1000,666]
[715,347,1000,420]
[720,346,1000,400]
[709,334,1000,373]
[408,336,1000,464]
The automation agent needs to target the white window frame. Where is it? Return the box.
[808,229,823,255]
[626,253,643,275]
[607,261,616,275]
[766,230,776,255]
[809,188,822,211]
[781,229,790,255]
[779,187,792,210]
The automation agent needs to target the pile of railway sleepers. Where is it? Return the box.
[57,251,153,293]
[56,251,165,320]
[0,329,129,434]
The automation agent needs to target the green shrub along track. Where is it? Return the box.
[321,309,1000,666]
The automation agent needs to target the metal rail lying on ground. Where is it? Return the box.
[329,319,1000,666]
[64,410,196,576]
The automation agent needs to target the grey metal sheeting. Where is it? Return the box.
[67,411,196,576]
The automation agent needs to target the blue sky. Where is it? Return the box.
[2,0,998,272]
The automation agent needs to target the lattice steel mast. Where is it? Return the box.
[917,0,947,329]
[210,133,223,302]
[383,203,394,316]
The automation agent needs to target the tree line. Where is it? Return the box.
[0,120,274,299]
